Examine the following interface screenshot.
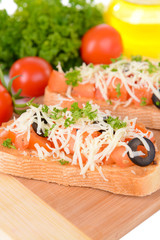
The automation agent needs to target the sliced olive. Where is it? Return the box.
[152,90,160,109]
[127,137,155,167]
[32,113,48,137]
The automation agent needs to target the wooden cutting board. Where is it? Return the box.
[18,131,160,240]
[0,96,160,240]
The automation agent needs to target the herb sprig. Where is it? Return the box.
[65,70,82,87]
[105,117,127,130]
[2,138,16,149]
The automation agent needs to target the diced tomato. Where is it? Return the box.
[72,83,95,99]
[48,70,68,93]
[95,87,105,101]
[108,77,129,101]
[109,146,134,168]
[134,123,155,143]
[133,87,152,107]
[28,128,52,151]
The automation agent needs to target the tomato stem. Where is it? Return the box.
[0,68,8,89]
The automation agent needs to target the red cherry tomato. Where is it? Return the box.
[9,57,53,97]
[0,85,13,126]
[80,24,123,64]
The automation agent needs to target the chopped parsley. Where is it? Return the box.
[145,59,158,74]
[106,99,112,105]
[50,107,67,120]
[111,68,117,72]
[156,101,160,106]
[64,102,97,128]
[116,83,121,97]
[83,102,97,120]
[65,70,82,87]
[111,54,123,63]
[64,118,75,128]
[101,64,109,69]
[89,63,94,68]
[44,129,49,137]
[131,55,142,62]
[140,97,147,106]
[2,138,16,149]
[59,159,69,165]
[42,105,49,113]
[105,116,127,130]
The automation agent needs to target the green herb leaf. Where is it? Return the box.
[144,59,158,74]
[59,159,69,165]
[83,102,97,120]
[156,101,160,106]
[116,83,121,98]
[106,99,112,105]
[44,129,49,137]
[42,105,49,113]
[106,116,127,130]
[111,54,123,63]
[2,138,16,149]
[65,70,82,87]
[0,1,103,71]
[140,97,147,106]
[89,63,94,68]
[131,55,142,62]
[111,68,117,72]
[101,64,109,69]
[64,118,75,128]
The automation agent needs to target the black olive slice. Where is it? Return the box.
[127,137,155,167]
[32,112,48,137]
[152,91,160,109]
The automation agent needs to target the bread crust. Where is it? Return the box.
[0,138,160,197]
[44,87,160,130]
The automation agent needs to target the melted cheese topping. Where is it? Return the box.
[5,103,154,179]
[64,59,160,108]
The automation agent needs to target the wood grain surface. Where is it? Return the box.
[16,129,160,240]
[0,174,89,240]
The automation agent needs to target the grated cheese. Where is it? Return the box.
[5,102,155,179]
[62,59,160,107]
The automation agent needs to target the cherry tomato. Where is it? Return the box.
[0,85,13,126]
[80,24,123,64]
[9,57,53,97]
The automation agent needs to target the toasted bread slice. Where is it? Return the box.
[44,87,160,130]
[0,138,160,197]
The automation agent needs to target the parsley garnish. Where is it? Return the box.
[140,97,147,106]
[89,63,94,68]
[106,116,127,130]
[106,99,112,105]
[111,54,123,63]
[131,55,142,62]
[83,102,97,120]
[59,159,69,165]
[101,64,109,69]
[65,70,82,87]
[145,59,158,74]
[42,105,49,113]
[44,129,49,137]
[2,138,16,149]
[50,107,67,120]
[64,102,97,127]
[111,68,117,72]
[64,118,75,128]
[156,101,160,106]
[116,83,121,97]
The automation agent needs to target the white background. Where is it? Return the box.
[0,1,160,240]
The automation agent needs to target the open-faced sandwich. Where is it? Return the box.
[0,101,159,196]
[44,56,160,129]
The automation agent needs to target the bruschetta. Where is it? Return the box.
[0,102,159,196]
[44,57,160,129]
